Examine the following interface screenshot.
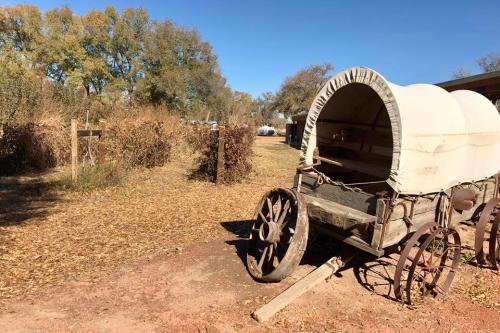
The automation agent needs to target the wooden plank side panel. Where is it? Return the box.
[297,174,378,214]
[383,210,437,248]
[390,179,497,221]
[383,180,497,248]
[303,194,376,248]
[304,195,376,223]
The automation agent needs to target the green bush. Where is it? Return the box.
[66,162,127,192]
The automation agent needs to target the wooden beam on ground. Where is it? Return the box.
[252,252,357,323]
[71,119,78,182]
[216,125,225,184]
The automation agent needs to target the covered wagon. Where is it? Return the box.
[246,67,500,305]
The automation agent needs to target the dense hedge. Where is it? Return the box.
[0,121,69,175]
[100,116,180,168]
[194,126,254,183]
[0,113,185,176]
[0,115,255,188]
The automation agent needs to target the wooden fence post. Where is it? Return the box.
[71,119,78,182]
[216,125,225,184]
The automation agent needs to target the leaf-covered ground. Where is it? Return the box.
[0,136,297,300]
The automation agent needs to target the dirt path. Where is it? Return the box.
[0,236,498,332]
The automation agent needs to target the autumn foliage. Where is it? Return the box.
[0,117,69,175]
[99,111,186,169]
[193,126,254,183]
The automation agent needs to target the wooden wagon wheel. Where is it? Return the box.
[394,223,461,305]
[246,188,308,282]
[474,198,500,267]
[488,211,500,269]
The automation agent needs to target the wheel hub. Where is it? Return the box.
[259,221,280,243]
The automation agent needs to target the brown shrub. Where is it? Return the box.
[0,117,70,175]
[99,109,185,168]
[193,125,254,183]
[0,106,185,177]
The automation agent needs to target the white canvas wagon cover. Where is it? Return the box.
[301,67,500,195]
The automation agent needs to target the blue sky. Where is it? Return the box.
[2,1,499,97]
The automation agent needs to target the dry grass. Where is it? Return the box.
[193,126,255,183]
[0,137,299,300]
[100,108,188,168]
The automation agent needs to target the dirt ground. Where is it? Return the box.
[0,136,499,332]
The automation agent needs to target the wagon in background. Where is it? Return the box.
[246,67,500,305]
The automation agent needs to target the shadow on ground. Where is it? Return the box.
[221,220,252,266]
[352,255,398,301]
[221,220,356,270]
[0,175,61,227]
[222,220,403,299]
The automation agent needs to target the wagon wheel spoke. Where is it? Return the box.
[441,265,456,271]
[267,243,274,262]
[274,195,282,223]
[266,198,273,221]
[278,200,291,228]
[258,246,269,271]
[433,284,446,296]
[258,211,268,223]
[412,268,431,299]
[415,262,442,298]
[396,223,461,305]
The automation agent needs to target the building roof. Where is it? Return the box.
[437,70,500,101]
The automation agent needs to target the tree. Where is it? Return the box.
[41,7,86,88]
[227,91,254,124]
[0,4,43,77]
[81,10,113,94]
[452,67,471,79]
[273,63,334,117]
[105,7,149,95]
[254,92,276,125]
[137,20,229,119]
[477,53,500,73]
[0,4,235,120]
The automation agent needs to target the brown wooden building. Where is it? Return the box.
[285,112,307,148]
